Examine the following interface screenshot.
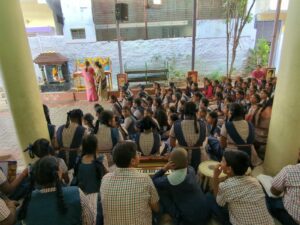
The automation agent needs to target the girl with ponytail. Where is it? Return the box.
[24,138,69,184]
[18,156,95,225]
[83,113,96,134]
[72,134,106,194]
[56,109,86,169]
[170,102,206,171]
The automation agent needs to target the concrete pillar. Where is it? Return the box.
[264,0,300,175]
[0,0,49,164]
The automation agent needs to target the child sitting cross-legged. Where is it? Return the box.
[207,150,274,225]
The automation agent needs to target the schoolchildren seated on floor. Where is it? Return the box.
[4,74,300,225]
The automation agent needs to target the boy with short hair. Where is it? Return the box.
[210,150,274,225]
[100,142,159,225]
[152,148,209,225]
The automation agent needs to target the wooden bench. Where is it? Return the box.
[125,61,169,84]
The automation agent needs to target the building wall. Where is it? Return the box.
[20,0,55,28]
[60,0,96,42]
[26,31,254,88]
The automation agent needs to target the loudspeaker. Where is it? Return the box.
[115,3,128,21]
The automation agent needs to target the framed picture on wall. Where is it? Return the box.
[117,73,128,90]
[266,67,276,80]
[187,71,198,83]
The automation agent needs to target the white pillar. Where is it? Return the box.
[264,0,300,175]
[0,0,49,164]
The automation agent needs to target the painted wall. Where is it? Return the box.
[60,0,97,42]
[25,34,254,88]
[20,1,55,28]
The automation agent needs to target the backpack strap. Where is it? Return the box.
[114,102,122,115]
[70,126,85,148]
[93,158,106,180]
[173,120,188,147]
[246,122,255,144]
[56,125,65,148]
[225,122,246,145]
[48,124,55,140]
[225,121,253,157]
[195,120,206,146]
[151,132,161,155]
[111,128,120,147]
[136,133,142,153]
[73,156,82,179]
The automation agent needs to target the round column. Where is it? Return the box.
[264,0,300,175]
[0,0,49,164]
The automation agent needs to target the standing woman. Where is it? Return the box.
[17,156,95,225]
[82,61,98,102]
[56,109,86,169]
[170,102,207,171]
[95,62,107,101]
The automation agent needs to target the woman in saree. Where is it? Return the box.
[95,62,107,101]
[82,61,98,102]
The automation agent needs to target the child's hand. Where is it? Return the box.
[213,163,222,178]
[163,161,176,171]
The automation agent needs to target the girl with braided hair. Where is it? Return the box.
[17,156,95,225]
[72,135,107,224]
[56,109,86,169]
[24,138,69,184]
[170,102,207,172]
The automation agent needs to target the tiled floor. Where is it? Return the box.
[0,100,111,168]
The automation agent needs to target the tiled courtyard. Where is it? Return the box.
[0,100,110,168]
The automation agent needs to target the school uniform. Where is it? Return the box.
[48,124,56,140]
[206,124,223,161]
[0,198,10,222]
[56,122,86,169]
[267,164,300,225]
[152,166,209,225]
[136,131,161,156]
[73,157,106,194]
[220,120,254,157]
[112,102,122,118]
[122,116,137,140]
[95,124,123,152]
[23,186,95,225]
[95,124,123,167]
[170,118,206,171]
[132,106,144,120]
[209,176,274,225]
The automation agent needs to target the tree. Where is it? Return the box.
[244,39,270,74]
[224,0,256,77]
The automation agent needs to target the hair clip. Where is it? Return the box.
[24,144,35,159]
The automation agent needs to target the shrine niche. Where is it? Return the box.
[34,52,71,92]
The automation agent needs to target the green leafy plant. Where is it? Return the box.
[244,38,270,74]
[207,70,223,81]
[224,0,256,77]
